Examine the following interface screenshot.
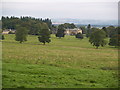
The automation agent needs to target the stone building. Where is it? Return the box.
[65,28,82,35]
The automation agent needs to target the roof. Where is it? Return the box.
[66,28,82,31]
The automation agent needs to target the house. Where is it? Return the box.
[65,28,82,35]
[2,29,16,34]
[2,30,9,34]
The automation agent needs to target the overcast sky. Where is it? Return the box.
[1,0,119,20]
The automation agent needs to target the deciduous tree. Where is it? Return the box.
[38,23,51,45]
[15,25,28,43]
[109,27,120,47]
[89,28,107,49]
[56,25,65,38]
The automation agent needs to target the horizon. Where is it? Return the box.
[1,16,118,26]
[1,0,119,25]
[1,1,118,20]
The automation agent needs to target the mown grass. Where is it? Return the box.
[2,34,118,88]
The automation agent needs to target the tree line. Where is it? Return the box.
[2,16,52,35]
[1,16,119,48]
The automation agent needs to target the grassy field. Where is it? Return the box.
[2,34,118,88]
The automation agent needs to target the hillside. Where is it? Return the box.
[2,34,118,88]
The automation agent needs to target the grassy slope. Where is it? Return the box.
[2,34,118,88]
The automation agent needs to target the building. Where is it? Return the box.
[2,29,16,34]
[65,28,82,35]
[2,30,9,34]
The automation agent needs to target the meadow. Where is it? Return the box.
[2,34,118,88]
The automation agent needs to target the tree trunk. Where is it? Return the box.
[43,42,45,45]
[96,46,98,49]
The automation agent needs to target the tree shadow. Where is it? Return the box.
[2,41,46,46]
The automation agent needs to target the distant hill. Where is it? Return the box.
[52,18,118,27]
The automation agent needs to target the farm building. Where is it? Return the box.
[65,28,82,35]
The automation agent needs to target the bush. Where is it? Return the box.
[75,33,83,39]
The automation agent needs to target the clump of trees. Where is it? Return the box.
[62,23,76,29]
[2,16,53,45]
[2,16,53,35]
[85,24,119,48]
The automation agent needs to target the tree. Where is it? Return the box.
[2,35,5,40]
[42,18,52,29]
[102,27,108,37]
[89,28,107,49]
[38,23,51,45]
[51,25,57,34]
[109,27,119,47]
[75,33,84,39]
[56,24,65,38]
[0,34,5,40]
[106,26,116,38]
[15,26,28,43]
[80,26,86,34]
[109,34,118,47]
[86,24,91,38]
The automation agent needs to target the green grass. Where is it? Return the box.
[2,34,118,88]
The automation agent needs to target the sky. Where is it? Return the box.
[1,0,119,20]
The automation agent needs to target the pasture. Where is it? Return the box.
[2,34,118,88]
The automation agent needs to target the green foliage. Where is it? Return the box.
[2,16,52,35]
[15,25,28,43]
[109,34,118,47]
[38,23,51,45]
[2,35,5,40]
[89,28,107,49]
[56,24,65,38]
[42,18,52,29]
[109,27,119,47]
[86,24,91,38]
[63,23,76,29]
[106,26,116,38]
[0,29,2,33]
[0,34,5,40]
[2,16,20,29]
[102,27,108,37]
[80,26,86,34]
[75,33,84,39]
